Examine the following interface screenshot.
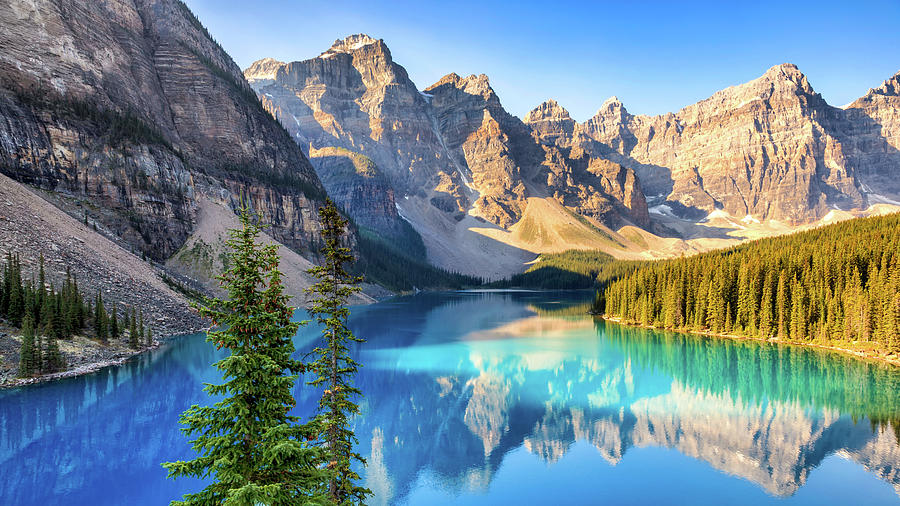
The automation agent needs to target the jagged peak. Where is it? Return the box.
[594,96,627,117]
[601,96,622,107]
[866,70,900,98]
[426,73,493,95]
[319,33,382,59]
[524,99,572,123]
[427,72,463,90]
[846,69,900,108]
[757,63,815,93]
[243,57,285,80]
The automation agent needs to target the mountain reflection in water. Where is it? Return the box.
[0,291,898,505]
[348,292,900,505]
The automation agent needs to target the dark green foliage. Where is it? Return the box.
[42,329,66,374]
[129,307,139,349]
[492,249,642,289]
[17,313,37,377]
[599,213,900,354]
[110,303,120,339]
[94,291,108,343]
[305,199,370,504]
[163,206,325,505]
[2,249,155,378]
[354,226,482,291]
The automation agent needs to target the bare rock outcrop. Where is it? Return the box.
[552,63,899,223]
[0,0,329,262]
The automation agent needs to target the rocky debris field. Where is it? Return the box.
[0,174,205,385]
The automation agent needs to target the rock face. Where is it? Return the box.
[843,71,900,201]
[547,64,900,223]
[245,36,650,251]
[0,0,328,261]
[307,146,405,237]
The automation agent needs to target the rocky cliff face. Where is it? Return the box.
[0,0,328,261]
[246,36,650,249]
[842,71,900,202]
[307,146,405,237]
[546,64,899,224]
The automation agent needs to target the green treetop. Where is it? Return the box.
[305,199,370,504]
[163,206,325,505]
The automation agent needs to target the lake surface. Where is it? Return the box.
[1,291,899,505]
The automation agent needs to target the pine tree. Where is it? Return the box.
[305,199,370,504]
[18,312,37,377]
[94,291,108,343]
[110,302,119,339]
[146,326,153,348]
[163,206,324,505]
[42,326,66,374]
[129,308,140,349]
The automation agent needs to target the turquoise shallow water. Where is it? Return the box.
[1,291,899,505]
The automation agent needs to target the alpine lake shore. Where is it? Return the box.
[597,314,900,369]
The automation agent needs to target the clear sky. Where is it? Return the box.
[183,0,900,122]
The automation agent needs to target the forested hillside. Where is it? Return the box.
[598,213,900,354]
[492,250,641,289]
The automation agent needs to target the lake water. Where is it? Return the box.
[1,291,899,505]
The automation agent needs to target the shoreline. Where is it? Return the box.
[596,314,900,368]
[0,328,205,390]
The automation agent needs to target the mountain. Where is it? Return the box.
[0,0,328,267]
[534,63,900,224]
[246,35,653,278]
[843,70,900,203]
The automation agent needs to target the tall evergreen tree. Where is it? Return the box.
[110,302,119,339]
[163,206,324,505]
[18,312,37,377]
[305,199,370,504]
[95,291,108,343]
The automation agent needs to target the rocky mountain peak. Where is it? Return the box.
[524,99,572,123]
[761,63,813,90]
[863,70,900,98]
[319,33,381,58]
[598,96,626,114]
[426,73,495,102]
[244,57,285,82]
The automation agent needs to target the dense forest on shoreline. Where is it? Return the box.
[1,252,153,377]
[596,213,900,354]
[491,250,641,289]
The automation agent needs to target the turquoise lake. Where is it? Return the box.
[1,291,899,505]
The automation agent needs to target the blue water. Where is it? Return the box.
[1,291,899,505]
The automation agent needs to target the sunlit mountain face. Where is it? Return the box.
[2,292,899,505]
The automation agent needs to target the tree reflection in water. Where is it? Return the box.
[1,291,898,505]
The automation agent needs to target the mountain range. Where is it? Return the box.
[246,34,900,278]
[0,1,898,297]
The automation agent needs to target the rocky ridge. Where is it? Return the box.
[0,0,330,263]
[530,63,900,224]
[246,36,652,276]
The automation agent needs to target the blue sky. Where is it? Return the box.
[184,0,900,121]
